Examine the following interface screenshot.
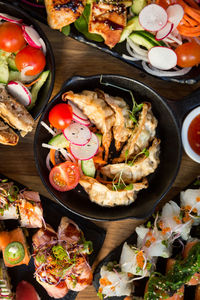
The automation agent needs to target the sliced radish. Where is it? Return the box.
[167,4,184,30]
[63,122,92,146]
[156,22,174,41]
[148,46,177,70]
[139,4,168,32]
[72,114,91,126]
[22,25,42,49]
[7,81,32,106]
[68,100,88,121]
[70,133,99,160]
[0,13,23,24]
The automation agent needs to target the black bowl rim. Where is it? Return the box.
[0,0,55,120]
[34,74,182,222]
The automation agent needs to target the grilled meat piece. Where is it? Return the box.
[89,1,127,48]
[0,119,19,146]
[0,87,34,137]
[45,0,86,29]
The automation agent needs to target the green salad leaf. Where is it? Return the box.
[62,25,71,36]
[74,5,104,42]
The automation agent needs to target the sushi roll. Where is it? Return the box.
[136,225,172,258]
[160,200,193,240]
[17,191,43,228]
[119,242,151,277]
[0,228,30,267]
[0,182,18,220]
[0,259,13,300]
[180,189,200,225]
[99,264,132,298]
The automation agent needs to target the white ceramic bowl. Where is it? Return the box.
[181,106,200,163]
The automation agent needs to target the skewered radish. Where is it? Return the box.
[139,4,168,32]
[70,133,99,160]
[156,22,174,41]
[63,122,91,146]
[7,81,32,106]
[148,47,177,70]
[0,13,23,24]
[22,25,42,49]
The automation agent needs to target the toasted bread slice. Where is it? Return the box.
[0,119,19,146]
[0,86,34,137]
[45,0,86,29]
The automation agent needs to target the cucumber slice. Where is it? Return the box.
[7,55,18,71]
[81,159,96,177]
[0,50,11,60]
[137,31,167,47]
[8,70,21,82]
[28,70,50,109]
[119,16,143,43]
[49,133,69,148]
[131,0,147,15]
[0,59,9,84]
[129,32,157,50]
[95,133,102,146]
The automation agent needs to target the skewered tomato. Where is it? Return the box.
[49,161,80,192]
[175,42,200,68]
[49,103,72,130]
[0,22,26,52]
[15,45,46,75]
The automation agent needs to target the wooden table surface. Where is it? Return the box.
[0,22,200,299]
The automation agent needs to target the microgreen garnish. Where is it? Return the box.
[100,76,143,124]
[194,178,200,186]
[97,291,104,300]
[128,148,149,167]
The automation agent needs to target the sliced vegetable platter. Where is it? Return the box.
[93,177,200,299]
[7,0,200,85]
[0,173,106,300]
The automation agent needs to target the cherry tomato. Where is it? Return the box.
[0,22,26,52]
[15,45,46,75]
[49,103,72,130]
[175,42,200,68]
[49,161,80,192]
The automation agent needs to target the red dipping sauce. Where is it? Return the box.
[188,114,200,155]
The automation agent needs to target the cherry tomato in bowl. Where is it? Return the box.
[15,45,46,75]
[0,22,26,52]
[175,42,200,68]
[48,103,72,130]
[49,161,80,192]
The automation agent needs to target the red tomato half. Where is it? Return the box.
[175,42,200,68]
[49,161,80,192]
[49,103,72,130]
[15,45,46,75]
[0,22,26,52]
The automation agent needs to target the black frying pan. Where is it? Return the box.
[34,75,200,221]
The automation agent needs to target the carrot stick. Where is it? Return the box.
[185,7,200,22]
[24,77,40,87]
[184,0,200,9]
[184,14,199,26]
[50,149,56,166]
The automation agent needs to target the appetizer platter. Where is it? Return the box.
[34,74,200,221]
[6,0,200,84]
[0,1,55,147]
[0,173,106,299]
[93,177,200,300]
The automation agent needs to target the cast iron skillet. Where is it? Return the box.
[34,75,200,221]
[0,1,55,120]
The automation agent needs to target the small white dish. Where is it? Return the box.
[181,106,200,163]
